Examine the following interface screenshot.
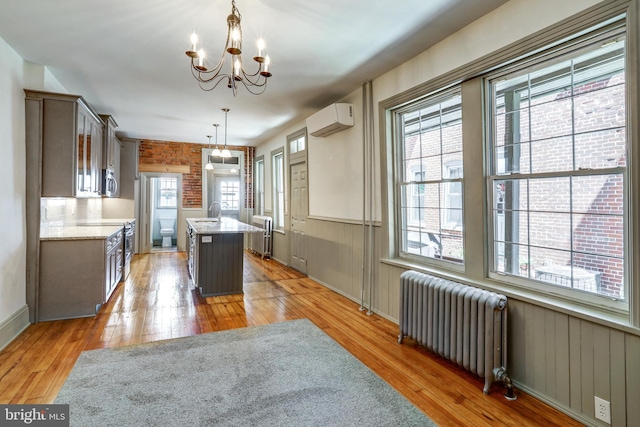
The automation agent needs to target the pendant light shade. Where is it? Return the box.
[205,135,214,170]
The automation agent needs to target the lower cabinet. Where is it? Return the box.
[105,230,123,302]
[38,230,123,322]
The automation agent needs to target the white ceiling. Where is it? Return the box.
[0,0,507,146]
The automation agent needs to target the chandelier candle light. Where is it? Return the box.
[186,0,272,96]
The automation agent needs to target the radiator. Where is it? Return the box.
[251,215,272,259]
[398,270,514,397]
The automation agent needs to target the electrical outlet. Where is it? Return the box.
[594,396,611,424]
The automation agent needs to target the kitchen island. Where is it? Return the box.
[186,217,264,297]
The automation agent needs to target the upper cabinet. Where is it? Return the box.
[25,90,104,198]
[100,115,122,197]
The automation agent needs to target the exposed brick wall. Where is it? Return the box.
[139,140,255,209]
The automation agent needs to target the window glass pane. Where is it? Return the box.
[530,136,573,173]
[495,143,531,175]
[494,243,530,276]
[574,85,626,134]
[574,129,626,170]
[530,98,573,140]
[529,212,571,251]
[528,60,572,107]
[424,155,442,181]
[495,108,531,146]
[299,136,306,151]
[528,177,570,212]
[572,174,623,215]
[572,213,623,257]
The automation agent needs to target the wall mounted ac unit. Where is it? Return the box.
[306,103,354,137]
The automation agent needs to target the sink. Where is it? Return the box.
[193,218,220,223]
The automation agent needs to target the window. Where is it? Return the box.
[272,150,285,230]
[487,28,626,302]
[289,135,306,154]
[220,180,239,210]
[397,90,463,264]
[255,157,264,216]
[157,177,177,208]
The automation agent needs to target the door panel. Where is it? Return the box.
[290,162,308,273]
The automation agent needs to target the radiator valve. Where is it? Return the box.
[493,367,517,401]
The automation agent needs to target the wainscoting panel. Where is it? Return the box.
[303,216,639,426]
[272,231,289,266]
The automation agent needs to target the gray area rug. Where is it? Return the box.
[55,319,436,426]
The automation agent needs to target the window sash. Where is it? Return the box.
[255,159,264,216]
[486,30,627,303]
[273,152,284,230]
[396,89,464,265]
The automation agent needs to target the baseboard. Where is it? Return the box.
[307,275,398,324]
[512,380,598,427]
[0,305,30,352]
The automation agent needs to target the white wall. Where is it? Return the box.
[0,36,27,329]
[0,37,68,339]
[256,0,603,225]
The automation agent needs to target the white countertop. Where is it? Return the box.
[74,218,135,226]
[40,224,124,241]
[186,217,264,235]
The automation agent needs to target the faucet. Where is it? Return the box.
[208,201,222,219]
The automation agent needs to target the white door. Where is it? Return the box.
[290,162,308,273]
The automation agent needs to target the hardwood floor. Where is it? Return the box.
[0,251,584,426]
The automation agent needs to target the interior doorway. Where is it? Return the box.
[202,150,245,222]
[139,172,182,254]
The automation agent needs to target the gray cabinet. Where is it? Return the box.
[25,90,104,197]
[105,229,123,301]
[38,229,123,322]
[100,115,122,197]
[186,223,243,296]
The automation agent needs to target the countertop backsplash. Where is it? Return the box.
[40,197,102,228]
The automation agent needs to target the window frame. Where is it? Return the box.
[255,155,265,216]
[271,147,285,231]
[393,88,465,270]
[156,177,178,209]
[485,23,628,312]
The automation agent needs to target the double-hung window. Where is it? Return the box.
[272,150,285,231]
[487,26,627,304]
[397,90,464,264]
[255,157,264,216]
[157,177,177,208]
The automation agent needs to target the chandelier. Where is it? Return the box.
[185,0,272,96]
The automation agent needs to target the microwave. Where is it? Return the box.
[102,168,118,197]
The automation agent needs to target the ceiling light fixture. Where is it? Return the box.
[211,123,221,156]
[204,135,214,170]
[221,108,232,158]
[185,0,272,96]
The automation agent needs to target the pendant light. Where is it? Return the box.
[221,108,232,158]
[204,135,214,170]
[211,123,221,156]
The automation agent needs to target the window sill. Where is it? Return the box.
[273,229,285,235]
[381,257,639,336]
